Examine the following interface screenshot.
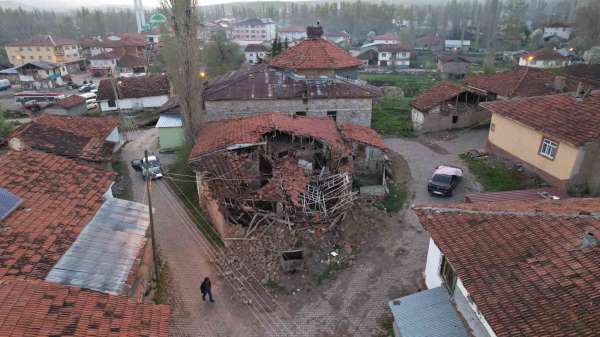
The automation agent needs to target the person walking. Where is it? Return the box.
[200,277,215,303]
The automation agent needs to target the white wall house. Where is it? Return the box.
[244,44,268,64]
[278,26,306,41]
[232,18,276,42]
[100,95,169,112]
[424,239,497,337]
[445,40,471,50]
[518,49,567,69]
[371,33,400,45]
[97,74,170,113]
[543,26,573,40]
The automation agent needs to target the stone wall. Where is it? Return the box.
[412,105,490,134]
[205,98,373,126]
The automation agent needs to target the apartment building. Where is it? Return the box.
[231,18,276,42]
[5,35,81,68]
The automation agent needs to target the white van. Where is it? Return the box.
[78,92,97,102]
[0,79,11,91]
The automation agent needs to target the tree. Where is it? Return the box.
[202,31,244,77]
[483,49,496,74]
[584,47,600,64]
[0,108,13,139]
[271,35,282,57]
[528,29,544,50]
[161,0,203,142]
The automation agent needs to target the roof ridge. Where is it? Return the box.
[413,205,600,219]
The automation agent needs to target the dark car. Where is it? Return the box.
[131,159,143,171]
[427,165,463,197]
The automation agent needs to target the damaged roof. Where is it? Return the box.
[0,150,114,279]
[203,64,381,101]
[481,90,600,146]
[189,112,387,159]
[8,115,121,162]
[414,198,600,337]
[0,278,170,337]
[98,74,169,100]
[411,81,472,111]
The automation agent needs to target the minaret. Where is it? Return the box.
[134,0,146,33]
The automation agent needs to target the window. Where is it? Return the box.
[295,111,306,116]
[108,100,116,107]
[452,116,458,124]
[440,256,457,293]
[539,138,558,159]
[327,111,337,121]
[30,56,34,59]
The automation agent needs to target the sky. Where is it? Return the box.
[1,0,317,10]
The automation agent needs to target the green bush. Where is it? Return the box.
[460,154,530,192]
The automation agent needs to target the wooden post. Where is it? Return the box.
[145,150,160,281]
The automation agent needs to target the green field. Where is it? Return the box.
[460,154,533,192]
[360,72,440,97]
[371,96,414,137]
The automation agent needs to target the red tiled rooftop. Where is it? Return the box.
[55,95,86,109]
[98,74,170,100]
[35,114,120,139]
[372,33,400,41]
[523,48,567,61]
[414,198,600,337]
[465,67,582,98]
[377,43,412,52]
[481,91,600,146]
[0,150,114,279]
[278,26,305,33]
[189,113,387,159]
[6,35,78,47]
[0,278,169,337]
[269,38,362,70]
[339,123,389,150]
[411,81,467,111]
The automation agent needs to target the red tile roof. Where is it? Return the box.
[55,95,86,109]
[117,54,146,68]
[339,123,389,150]
[481,91,600,146]
[414,198,600,337]
[244,44,269,52]
[8,115,120,162]
[98,75,170,100]
[189,113,387,159]
[377,43,412,52]
[0,150,114,279]
[372,33,400,41]
[0,278,169,337]
[464,187,567,203]
[278,26,306,33]
[203,64,381,101]
[523,48,567,61]
[269,38,362,70]
[6,35,78,47]
[411,81,468,111]
[87,52,119,60]
[465,67,582,98]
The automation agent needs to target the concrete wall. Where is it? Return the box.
[158,127,184,151]
[196,172,230,240]
[487,113,582,182]
[518,57,566,69]
[439,61,470,80]
[100,95,169,112]
[205,98,373,126]
[412,105,490,134]
[424,238,444,289]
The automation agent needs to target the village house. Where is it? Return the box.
[43,94,87,115]
[269,25,363,79]
[481,90,600,195]
[231,18,276,43]
[358,43,412,68]
[444,39,471,51]
[4,35,83,71]
[518,48,567,68]
[116,53,147,75]
[543,23,573,40]
[88,52,119,76]
[323,31,351,45]
[187,113,388,238]
[0,149,169,335]
[437,53,471,80]
[14,60,69,89]
[411,82,490,134]
[394,198,600,337]
[79,33,147,58]
[7,114,122,166]
[155,103,184,151]
[98,74,170,112]
[371,33,400,45]
[244,44,269,64]
[278,26,307,41]
[464,67,588,99]
[414,34,444,52]
[202,63,381,126]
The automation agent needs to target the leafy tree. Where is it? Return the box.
[0,109,13,139]
[528,29,544,50]
[483,49,496,74]
[202,31,244,77]
[584,47,600,64]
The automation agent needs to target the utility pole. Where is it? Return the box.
[145,149,160,281]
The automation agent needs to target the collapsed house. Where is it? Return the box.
[188,113,388,238]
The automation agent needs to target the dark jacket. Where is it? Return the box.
[200,279,211,293]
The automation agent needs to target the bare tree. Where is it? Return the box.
[161,0,203,142]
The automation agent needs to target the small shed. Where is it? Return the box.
[156,113,184,151]
[44,95,87,116]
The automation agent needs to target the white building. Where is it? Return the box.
[278,26,306,42]
[358,44,411,68]
[231,18,276,42]
[371,33,400,45]
[543,25,573,40]
[518,48,567,69]
[97,74,170,112]
[390,199,600,337]
[87,53,118,76]
[445,40,471,51]
[244,44,269,64]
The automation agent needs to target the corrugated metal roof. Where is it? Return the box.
[388,287,469,337]
[45,198,150,295]
[0,187,22,222]
[155,114,182,128]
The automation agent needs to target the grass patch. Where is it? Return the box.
[375,181,407,213]
[359,72,440,96]
[165,143,223,247]
[460,154,530,192]
[110,148,133,200]
[372,96,414,137]
[411,53,437,69]
[379,315,395,337]
[316,260,347,285]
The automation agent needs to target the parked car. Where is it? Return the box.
[131,155,163,180]
[86,102,98,110]
[78,83,96,93]
[428,165,463,197]
[66,81,79,89]
[0,79,11,91]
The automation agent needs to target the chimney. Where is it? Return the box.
[575,82,592,101]
[8,138,25,151]
[553,76,566,92]
[582,232,599,249]
[306,22,323,39]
